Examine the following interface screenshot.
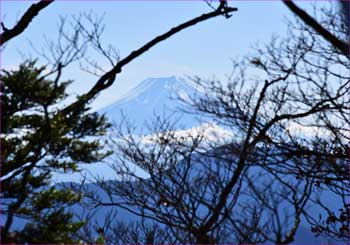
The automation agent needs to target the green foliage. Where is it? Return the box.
[95,235,106,244]
[16,188,85,244]
[1,61,111,244]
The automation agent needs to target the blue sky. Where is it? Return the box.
[1,1,315,110]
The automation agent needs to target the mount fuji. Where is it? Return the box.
[98,76,202,131]
[54,76,210,182]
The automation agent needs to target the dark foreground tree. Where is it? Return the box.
[0,61,111,243]
[82,3,349,244]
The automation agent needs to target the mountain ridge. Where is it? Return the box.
[98,76,201,130]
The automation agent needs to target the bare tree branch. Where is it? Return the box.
[283,0,349,57]
[0,0,54,46]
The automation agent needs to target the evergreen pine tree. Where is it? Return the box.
[1,61,111,244]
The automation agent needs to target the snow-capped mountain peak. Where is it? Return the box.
[98,76,200,130]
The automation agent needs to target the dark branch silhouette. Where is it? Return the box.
[0,0,54,46]
[283,0,349,57]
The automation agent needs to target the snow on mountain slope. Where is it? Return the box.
[53,122,236,183]
[141,122,234,147]
[99,76,201,131]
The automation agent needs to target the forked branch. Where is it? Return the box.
[0,0,54,46]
